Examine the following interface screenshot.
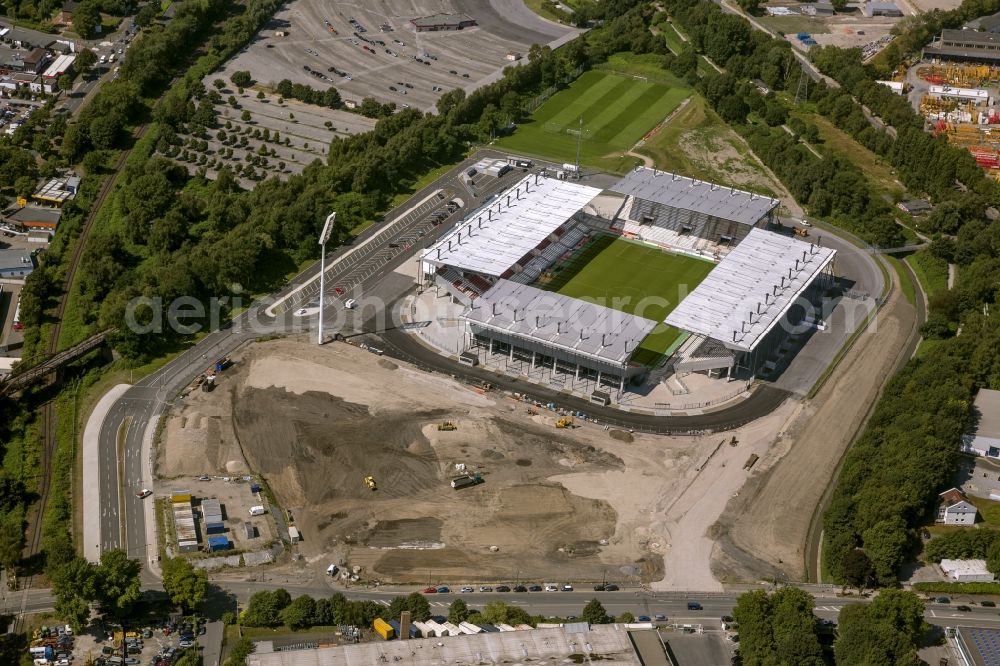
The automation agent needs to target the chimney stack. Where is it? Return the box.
[400,612,411,641]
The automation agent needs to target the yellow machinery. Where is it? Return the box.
[556,416,574,428]
[363,475,376,491]
[438,421,457,431]
[794,228,809,237]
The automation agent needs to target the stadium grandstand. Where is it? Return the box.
[462,280,658,396]
[610,167,779,257]
[665,228,836,377]
[420,174,602,305]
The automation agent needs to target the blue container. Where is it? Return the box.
[207,535,231,551]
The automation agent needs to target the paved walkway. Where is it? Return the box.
[83,383,131,563]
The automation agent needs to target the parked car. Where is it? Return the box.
[604,584,619,591]
[957,605,972,612]
[593,584,607,591]
[936,597,950,604]
[460,587,473,593]
[436,586,450,594]
[496,585,511,592]
[528,585,542,592]
[654,614,666,621]
[544,585,558,592]
[637,615,651,622]
[422,586,437,593]
[982,600,996,607]
[479,586,493,592]
[561,584,573,592]
[513,585,527,592]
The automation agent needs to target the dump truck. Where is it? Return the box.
[451,472,483,490]
[373,618,395,640]
[364,475,377,491]
[438,421,457,431]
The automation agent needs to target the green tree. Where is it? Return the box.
[225,637,255,666]
[616,612,635,623]
[51,556,97,631]
[862,517,911,586]
[95,549,142,616]
[136,3,158,27]
[89,115,121,149]
[73,1,101,38]
[839,549,874,592]
[241,110,251,123]
[0,519,21,573]
[405,592,431,621]
[58,74,73,92]
[280,595,316,630]
[581,599,608,624]
[161,557,207,613]
[230,71,252,88]
[75,48,97,77]
[448,599,469,624]
[213,79,225,90]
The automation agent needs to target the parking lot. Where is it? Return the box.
[29,617,202,666]
[213,0,577,111]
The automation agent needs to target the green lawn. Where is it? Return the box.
[906,249,949,300]
[497,70,689,169]
[538,236,715,365]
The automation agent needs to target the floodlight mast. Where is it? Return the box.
[317,212,336,345]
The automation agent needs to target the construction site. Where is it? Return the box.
[914,64,1000,177]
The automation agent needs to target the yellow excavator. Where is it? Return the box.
[438,421,457,431]
[363,475,376,491]
[556,416,574,429]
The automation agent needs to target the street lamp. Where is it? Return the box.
[317,212,336,345]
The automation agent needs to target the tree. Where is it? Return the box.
[58,74,73,92]
[448,599,469,624]
[161,557,207,613]
[0,520,21,573]
[51,556,97,631]
[405,592,431,621]
[213,79,226,90]
[75,48,97,77]
[281,595,317,630]
[90,115,121,149]
[616,612,635,623]
[241,110,251,123]
[225,637,255,666]
[73,1,101,38]
[136,2,158,27]
[839,549,874,591]
[581,599,608,624]
[230,71,252,88]
[256,90,265,100]
[733,588,822,666]
[95,549,142,615]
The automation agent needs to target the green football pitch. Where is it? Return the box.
[496,70,689,165]
[540,236,715,365]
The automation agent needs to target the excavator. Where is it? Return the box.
[556,416,575,429]
[438,421,457,431]
[363,475,376,491]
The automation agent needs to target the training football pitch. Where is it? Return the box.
[540,236,715,365]
[496,70,689,166]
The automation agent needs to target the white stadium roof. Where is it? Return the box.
[462,279,658,367]
[665,228,835,353]
[422,175,601,277]
[610,167,779,227]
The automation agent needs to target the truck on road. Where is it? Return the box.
[451,472,483,490]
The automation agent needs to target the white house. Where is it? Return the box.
[940,559,996,583]
[938,488,979,525]
[962,389,1000,458]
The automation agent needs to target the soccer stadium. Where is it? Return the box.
[419,167,836,403]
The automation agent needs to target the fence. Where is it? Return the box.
[655,380,752,411]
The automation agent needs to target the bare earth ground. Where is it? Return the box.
[161,337,715,585]
[710,284,916,584]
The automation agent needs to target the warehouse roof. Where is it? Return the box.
[970,389,1000,439]
[665,228,836,353]
[202,498,223,523]
[939,28,1000,45]
[247,625,643,666]
[422,175,601,277]
[462,280,657,367]
[6,206,61,225]
[610,167,779,227]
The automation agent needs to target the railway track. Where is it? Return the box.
[14,127,147,624]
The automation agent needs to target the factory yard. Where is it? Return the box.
[213,0,578,112]
[157,336,770,587]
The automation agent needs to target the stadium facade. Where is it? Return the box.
[419,168,835,400]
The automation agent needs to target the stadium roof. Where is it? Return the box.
[422,175,601,277]
[665,228,835,353]
[610,167,779,227]
[462,279,658,367]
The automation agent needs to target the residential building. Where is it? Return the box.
[863,0,902,16]
[937,488,978,525]
[962,389,1000,458]
[940,559,996,582]
[897,199,932,215]
[802,1,835,15]
[22,47,48,74]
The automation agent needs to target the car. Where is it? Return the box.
[496,585,511,592]
[462,73,470,78]
[957,605,972,612]
[449,69,458,75]
[654,614,666,621]
[983,600,996,607]
[460,586,473,593]
[344,298,357,309]
[687,601,703,611]
[334,286,345,296]
[198,475,210,481]
[799,219,812,227]
[514,585,527,592]
[436,586,450,593]
[466,168,477,177]
[388,85,397,91]
[604,584,619,591]
[529,585,543,592]
[178,639,194,648]
[936,597,951,604]
[136,489,152,498]
[544,585,558,592]
[479,586,493,592]
[637,615,651,622]
[593,584,607,591]
[388,242,399,248]
[561,584,573,592]
[423,586,438,593]
[198,624,206,635]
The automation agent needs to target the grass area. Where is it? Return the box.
[521,0,572,23]
[595,53,689,87]
[539,236,714,365]
[659,21,687,55]
[757,15,833,35]
[906,249,949,299]
[497,70,689,169]
[637,95,778,198]
[887,256,916,306]
[969,496,1000,527]
[797,113,904,200]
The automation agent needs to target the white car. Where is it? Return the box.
[544,585,558,592]
[136,489,152,499]
[344,298,357,309]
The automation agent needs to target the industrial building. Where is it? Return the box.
[247,623,665,666]
[956,626,1000,666]
[4,205,61,230]
[202,498,224,534]
[0,249,35,280]
[940,559,996,582]
[33,175,80,205]
[171,490,198,553]
[924,29,1000,63]
[801,1,834,15]
[862,0,902,16]
[664,228,836,377]
[611,167,779,256]
[962,389,1000,458]
[410,13,477,32]
[462,280,659,395]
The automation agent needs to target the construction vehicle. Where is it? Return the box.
[438,421,457,431]
[793,227,809,237]
[451,472,483,490]
[363,475,376,491]
[556,416,575,428]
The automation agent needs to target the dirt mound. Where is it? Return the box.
[609,429,634,443]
